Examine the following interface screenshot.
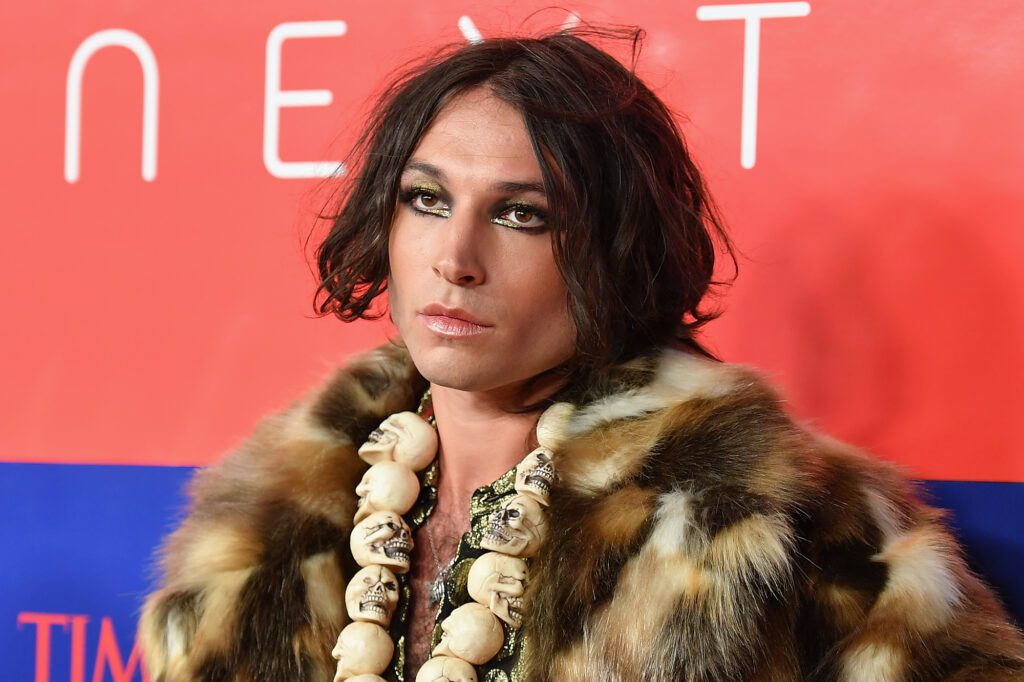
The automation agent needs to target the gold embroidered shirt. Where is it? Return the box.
[386,455,530,682]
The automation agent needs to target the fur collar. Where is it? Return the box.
[139,341,1024,681]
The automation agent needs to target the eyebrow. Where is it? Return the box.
[401,160,547,197]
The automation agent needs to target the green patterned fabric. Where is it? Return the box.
[384,397,530,682]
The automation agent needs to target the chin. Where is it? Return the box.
[406,342,507,392]
[417,361,491,392]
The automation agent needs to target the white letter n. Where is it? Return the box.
[65,29,160,183]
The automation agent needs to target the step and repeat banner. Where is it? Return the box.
[3,1,1023,679]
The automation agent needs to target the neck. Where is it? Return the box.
[429,377,562,516]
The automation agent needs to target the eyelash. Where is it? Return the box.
[398,186,549,234]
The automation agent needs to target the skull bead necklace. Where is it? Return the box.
[331,387,574,682]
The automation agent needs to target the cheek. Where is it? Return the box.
[510,245,573,332]
[387,218,418,312]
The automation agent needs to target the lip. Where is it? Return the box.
[418,303,493,339]
[419,314,492,338]
[420,303,492,326]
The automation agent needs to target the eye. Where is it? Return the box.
[495,203,547,232]
[414,192,444,211]
[400,187,450,217]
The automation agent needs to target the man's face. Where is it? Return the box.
[387,85,576,394]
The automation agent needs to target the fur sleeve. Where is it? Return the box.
[805,433,1024,681]
[525,355,1024,681]
[136,342,423,682]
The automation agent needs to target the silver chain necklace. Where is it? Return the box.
[424,518,457,608]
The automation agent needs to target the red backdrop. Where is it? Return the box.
[2,1,1021,478]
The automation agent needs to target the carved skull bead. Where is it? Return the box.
[480,493,548,558]
[331,622,393,680]
[357,412,437,471]
[414,655,479,682]
[345,565,400,627]
[513,446,555,506]
[535,401,574,450]
[354,461,420,524]
[467,552,528,629]
[431,603,504,665]
[350,510,413,573]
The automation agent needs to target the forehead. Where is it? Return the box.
[406,87,541,181]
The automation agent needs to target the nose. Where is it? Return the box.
[432,209,486,286]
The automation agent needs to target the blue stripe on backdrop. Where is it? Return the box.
[918,479,1024,622]
[1,464,194,682]
[0,464,1021,681]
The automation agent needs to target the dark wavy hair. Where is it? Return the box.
[310,19,739,409]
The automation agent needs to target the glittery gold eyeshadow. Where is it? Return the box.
[400,180,444,197]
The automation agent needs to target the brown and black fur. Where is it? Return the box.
[138,341,1024,681]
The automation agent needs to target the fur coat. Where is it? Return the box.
[138,340,1024,681]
